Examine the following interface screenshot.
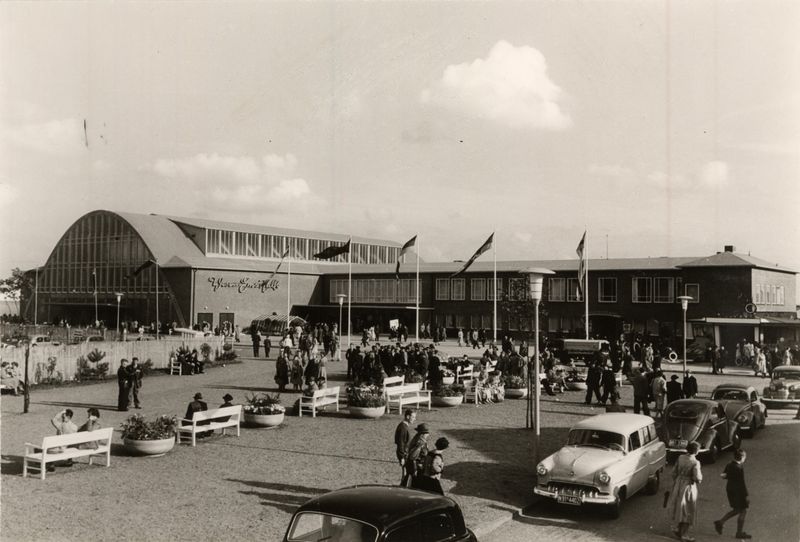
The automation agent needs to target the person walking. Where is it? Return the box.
[667,441,703,542]
[263,335,272,359]
[714,449,751,539]
[405,423,431,488]
[414,437,450,495]
[127,357,143,409]
[666,374,684,403]
[585,362,603,405]
[252,330,261,358]
[117,358,131,411]
[652,370,667,416]
[600,362,618,405]
[631,369,651,415]
[274,353,289,392]
[394,409,416,487]
[683,371,698,399]
[754,349,767,378]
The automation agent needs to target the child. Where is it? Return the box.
[290,355,304,391]
[714,449,751,539]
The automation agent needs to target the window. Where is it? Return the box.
[654,277,674,303]
[684,283,700,303]
[628,430,641,451]
[471,278,486,301]
[436,278,450,300]
[632,277,652,303]
[598,277,617,303]
[422,513,456,541]
[451,279,465,300]
[566,278,581,302]
[646,424,658,443]
[548,278,565,302]
[487,278,503,301]
[778,286,785,305]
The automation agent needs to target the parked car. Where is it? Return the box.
[710,383,767,437]
[534,413,665,518]
[662,399,741,464]
[762,366,800,408]
[283,485,477,542]
[29,335,59,347]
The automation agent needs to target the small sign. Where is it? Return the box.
[389,319,399,330]
[744,303,757,315]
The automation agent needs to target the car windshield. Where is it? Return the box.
[773,369,800,381]
[668,403,707,420]
[567,429,625,450]
[712,390,748,401]
[287,512,379,542]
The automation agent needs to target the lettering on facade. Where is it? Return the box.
[208,276,280,294]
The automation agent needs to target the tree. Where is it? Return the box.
[498,278,548,338]
[0,268,32,301]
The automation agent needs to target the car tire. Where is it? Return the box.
[606,487,625,519]
[645,470,660,495]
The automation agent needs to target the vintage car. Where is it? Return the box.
[534,413,665,518]
[663,399,741,464]
[283,485,477,542]
[762,365,800,408]
[710,384,767,437]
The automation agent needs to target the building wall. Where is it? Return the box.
[750,268,796,314]
[680,267,752,318]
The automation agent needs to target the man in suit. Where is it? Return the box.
[117,359,131,411]
[184,392,210,436]
[128,357,144,409]
[394,409,416,486]
[252,330,261,357]
[585,362,603,405]
[682,371,698,398]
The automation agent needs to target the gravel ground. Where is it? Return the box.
[0,340,772,541]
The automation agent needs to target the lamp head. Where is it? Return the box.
[520,267,555,302]
[677,295,692,311]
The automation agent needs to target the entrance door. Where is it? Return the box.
[197,312,213,330]
[219,312,235,334]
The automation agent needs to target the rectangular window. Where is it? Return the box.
[778,286,785,305]
[632,277,652,303]
[436,278,450,300]
[451,279,465,301]
[566,278,581,302]
[470,314,481,328]
[471,278,486,301]
[481,314,492,329]
[684,283,700,303]
[654,277,674,303]
[508,277,527,301]
[598,277,617,303]
[629,431,641,451]
[487,278,503,301]
[219,231,233,254]
[455,314,466,327]
[548,278,565,302]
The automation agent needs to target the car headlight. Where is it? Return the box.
[789,385,796,392]
[737,414,749,423]
[537,464,548,476]
[598,471,611,484]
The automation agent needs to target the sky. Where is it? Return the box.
[1,1,798,280]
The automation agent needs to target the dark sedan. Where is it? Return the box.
[710,384,767,437]
[283,485,478,542]
[662,399,741,464]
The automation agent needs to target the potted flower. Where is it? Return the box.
[432,383,464,407]
[503,375,528,399]
[120,414,178,455]
[441,368,456,386]
[564,368,588,391]
[346,384,386,418]
[243,393,286,427]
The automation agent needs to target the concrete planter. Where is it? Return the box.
[441,376,455,386]
[123,437,175,456]
[348,405,385,419]
[565,381,587,391]
[432,395,463,407]
[505,388,528,399]
[244,412,285,427]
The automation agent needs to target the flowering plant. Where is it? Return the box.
[503,375,527,389]
[346,384,386,407]
[441,368,455,378]
[432,383,465,397]
[120,414,178,440]
[243,393,285,415]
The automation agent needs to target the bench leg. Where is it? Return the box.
[23,458,27,478]
[192,432,196,447]
[106,448,111,467]
[312,406,317,418]
[41,461,46,480]
[236,423,240,437]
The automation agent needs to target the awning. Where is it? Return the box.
[250,314,307,333]
[688,317,761,325]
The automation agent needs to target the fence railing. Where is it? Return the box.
[0,337,226,385]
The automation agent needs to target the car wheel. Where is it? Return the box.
[607,487,625,519]
[704,441,719,464]
[645,470,660,495]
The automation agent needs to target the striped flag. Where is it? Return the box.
[313,239,351,260]
[576,231,586,298]
[450,233,493,278]
[268,246,292,279]
[395,235,417,279]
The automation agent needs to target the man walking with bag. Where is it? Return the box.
[393,409,416,486]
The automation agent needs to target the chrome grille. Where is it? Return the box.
[545,481,605,499]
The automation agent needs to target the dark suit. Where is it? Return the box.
[394,420,412,486]
[682,375,698,398]
[666,380,684,403]
[117,366,130,411]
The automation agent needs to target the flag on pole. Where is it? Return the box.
[268,246,291,279]
[576,231,587,298]
[395,235,417,279]
[450,233,494,278]
[130,259,156,277]
[313,240,351,260]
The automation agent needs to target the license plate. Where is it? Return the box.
[557,495,582,506]
[669,439,688,447]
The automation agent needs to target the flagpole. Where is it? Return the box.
[584,230,589,340]
[415,235,420,343]
[154,259,159,340]
[347,237,352,349]
[93,269,98,326]
[287,248,292,334]
[493,231,497,345]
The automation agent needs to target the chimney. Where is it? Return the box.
[724,245,736,253]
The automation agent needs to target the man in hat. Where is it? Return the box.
[682,371,698,399]
[404,423,431,487]
[666,374,684,404]
[220,393,234,408]
[394,409,417,487]
[184,392,209,435]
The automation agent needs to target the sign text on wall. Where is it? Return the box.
[208,276,280,294]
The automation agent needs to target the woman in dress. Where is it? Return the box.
[274,353,289,392]
[667,441,703,542]
[754,348,768,378]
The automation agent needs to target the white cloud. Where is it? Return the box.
[421,40,571,130]
[698,160,729,187]
[2,117,85,155]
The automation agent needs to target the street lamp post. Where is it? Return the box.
[336,294,347,361]
[115,293,123,338]
[677,295,693,374]
[521,267,554,464]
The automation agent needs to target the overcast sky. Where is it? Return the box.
[1,1,798,278]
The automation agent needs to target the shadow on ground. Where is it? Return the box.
[226,479,331,514]
[35,400,119,412]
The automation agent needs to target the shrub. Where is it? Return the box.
[503,375,527,389]
[34,356,63,385]
[218,342,238,363]
[120,414,178,440]
[200,343,212,360]
[433,383,465,397]
[76,348,109,381]
[403,371,425,384]
[243,393,285,415]
[346,384,386,408]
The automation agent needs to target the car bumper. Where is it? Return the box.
[667,446,712,454]
[534,486,615,505]
[762,397,800,405]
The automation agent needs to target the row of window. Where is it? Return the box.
[204,228,401,264]
[329,279,418,304]
[754,284,786,306]
[435,278,519,301]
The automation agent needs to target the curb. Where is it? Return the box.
[471,499,540,540]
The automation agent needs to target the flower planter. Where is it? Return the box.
[441,376,455,386]
[565,381,587,391]
[244,412,285,427]
[505,388,528,399]
[348,405,386,419]
[432,395,463,407]
[123,437,175,456]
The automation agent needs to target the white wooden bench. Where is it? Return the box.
[23,427,113,480]
[455,366,474,384]
[384,376,432,414]
[169,356,182,375]
[299,386,340,417]
[176,405,242,446]
[462,379,480,405]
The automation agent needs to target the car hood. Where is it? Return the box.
[548,446,622,482]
